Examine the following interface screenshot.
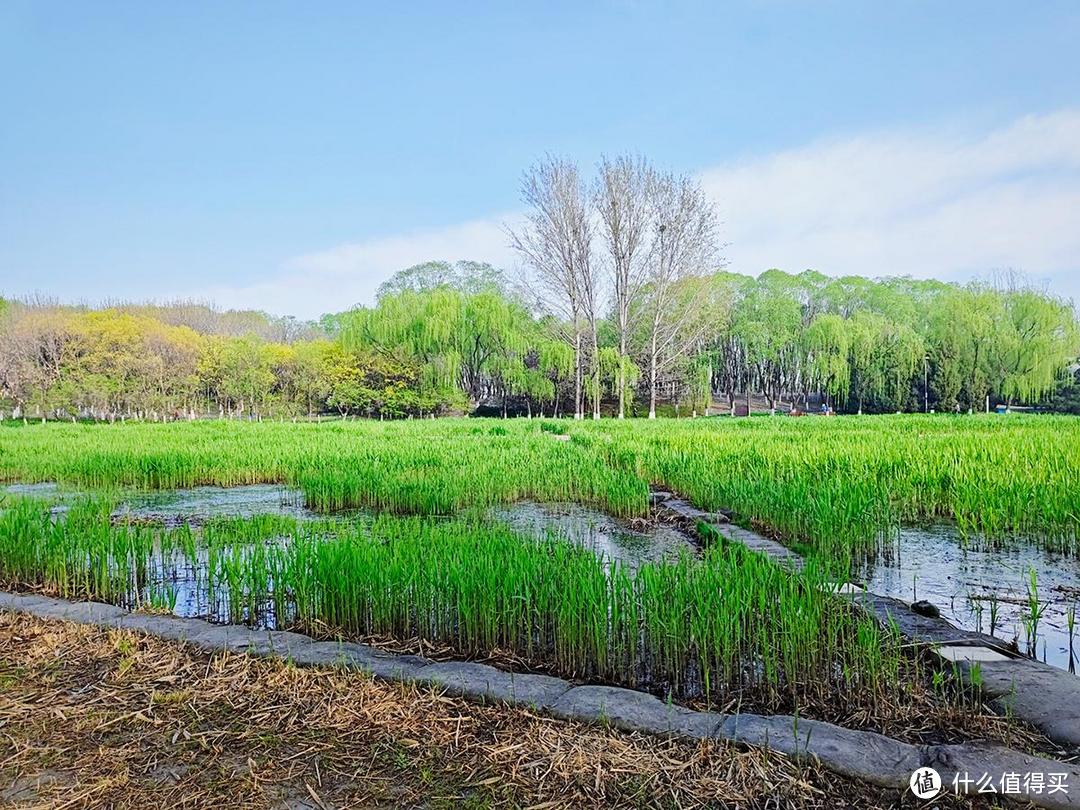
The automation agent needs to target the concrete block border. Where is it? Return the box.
[2,591,1079,808]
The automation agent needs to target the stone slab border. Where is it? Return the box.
[652,495,1080,752]
[2,591,1078,809]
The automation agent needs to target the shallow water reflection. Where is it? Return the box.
[489,501,697,571]
[857,525,1080,673]
[115,484,316,523]
[0,482,61,498]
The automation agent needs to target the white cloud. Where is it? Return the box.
[699,109,1080,302]
[201,215,521,319]
[202,109,1080,318]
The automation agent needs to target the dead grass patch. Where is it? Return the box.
[0,611,930,809]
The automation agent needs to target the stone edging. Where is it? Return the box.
[2,591,1078,809]
[652,494,1080,752]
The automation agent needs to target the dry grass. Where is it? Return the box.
[0,611,933,809]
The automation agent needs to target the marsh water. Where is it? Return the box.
[856,525,1080,673]
[1,482,695,566]
[2,482,319,522]
[488,501,696,571]
[0,482,63,499]
[0,482,697,617]
[114,484,318,523]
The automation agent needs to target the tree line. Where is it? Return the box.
[1,155,1077,420]
[503,155,1079,418]
[0,300,426,420]
[2,265,1076,421]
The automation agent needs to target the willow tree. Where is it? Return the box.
[342,288,464,409]
[990,287,1078,407]
[583,346,640,418]
[733,273,802,415]
[803,313,850,408]
[533,337,575,416]
[710,272,753,416]
[926,288,980,411]
[955,285,1002,411]
[607,351,640,415]
[847,312,924,413]
[683,353,713,417]
[342,286,536,411]
[458,291,535,402]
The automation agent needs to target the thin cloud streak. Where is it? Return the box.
[199,215,521,319]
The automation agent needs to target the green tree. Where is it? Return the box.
[804,313,850,406]
[989,287,1078,407]
[734,272,802,414]
[847,312,924,413]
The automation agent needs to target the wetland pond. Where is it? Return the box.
[3,482,1077,673]
[0,483,699,623]
[488,501,696,571]
[855,525,1080,673]
[1,483,695,566]
[114,484,319,523]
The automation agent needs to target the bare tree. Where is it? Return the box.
[0,303,29,413]
[0,306,75,416]
[508,157,597,419]
[594,155,654,419]
[636,171,722,418]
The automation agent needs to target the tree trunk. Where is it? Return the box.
[703,366,712,417]
[591,325,601,420]
[617,333,626,419]
[648,329,659,419]
[573,328,583,420]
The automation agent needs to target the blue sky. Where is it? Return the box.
[2,1,1079,318]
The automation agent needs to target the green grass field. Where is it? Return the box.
[1,414,1077,724]
[0,498,901,716]
[2,415,1078,554]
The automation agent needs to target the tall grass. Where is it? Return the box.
[2,415,1077,555]
[0,498,902,714]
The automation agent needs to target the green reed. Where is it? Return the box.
[0,499,905,713]
[2,414,1077,557]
